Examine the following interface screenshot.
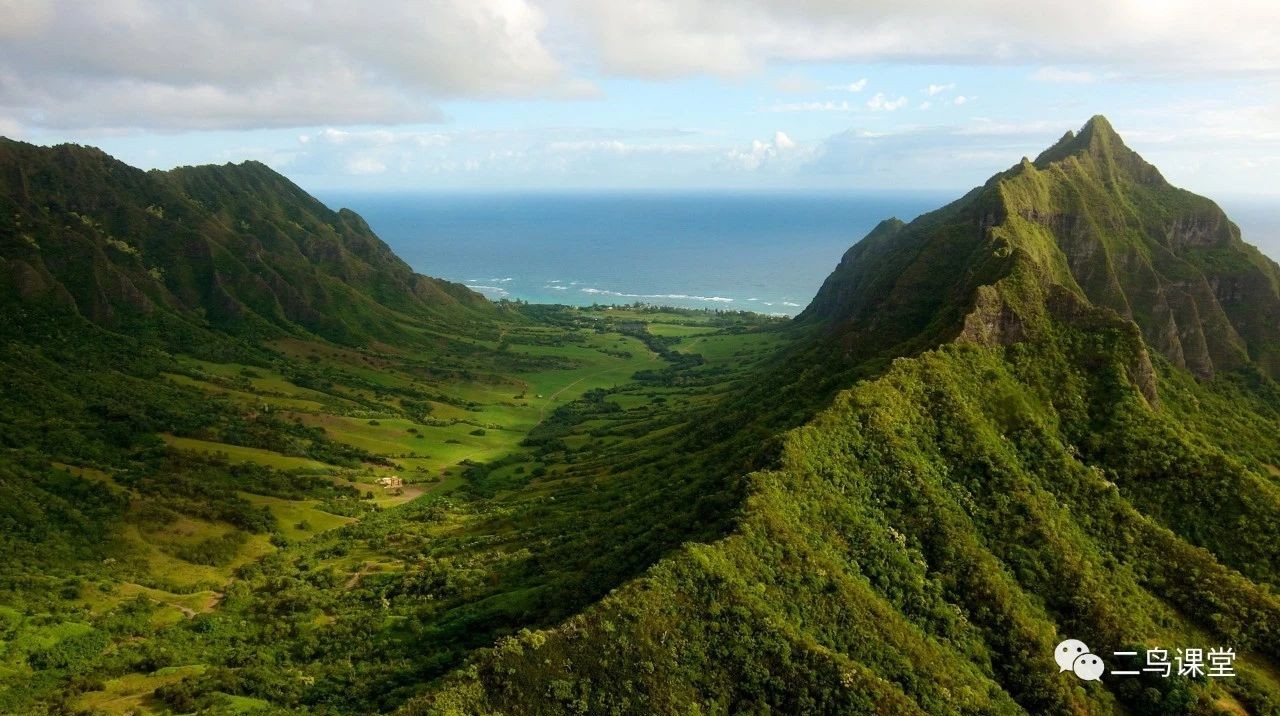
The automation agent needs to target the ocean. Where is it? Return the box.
[319,191,1280,317]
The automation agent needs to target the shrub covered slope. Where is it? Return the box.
[415,117,1280,715]
[0,138,492,347]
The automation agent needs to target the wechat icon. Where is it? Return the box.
[1055,639,1104,681]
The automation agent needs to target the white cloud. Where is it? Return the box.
[919,101,932,110]
[269,102,1280,195]
[954,96,972,105]
[0,0,581,131]
[724,130,807,171]
[559,1,1280,79]
[562,1,753,77]
[830,78,868,92]
[4,0,1278,136]
[286,125,734,182]
[866,93,908,111]
[272,108,1280,194]
[727,139,776,171]
[1031,67,1098,83]
[925,83,955,96]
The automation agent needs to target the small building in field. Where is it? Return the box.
[377,475,403,489]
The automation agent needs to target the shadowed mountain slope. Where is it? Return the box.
[0,138,492,346]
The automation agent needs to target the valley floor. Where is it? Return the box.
[0,304,789,715]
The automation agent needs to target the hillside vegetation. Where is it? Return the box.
[0,138,491,346]
[413,118,1280,715]
[0,139,795,714]
[3,119,1280,715]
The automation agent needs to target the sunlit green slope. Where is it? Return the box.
[416,118,1280,715]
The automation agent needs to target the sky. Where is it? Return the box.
[1,0,1278,198]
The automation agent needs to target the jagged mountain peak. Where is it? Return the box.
[1030,114,1166,185]
[799,116,1280,382]
[1034,115,1120,159]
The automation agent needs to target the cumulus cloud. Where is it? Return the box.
[866,93,908,111]
[0,0,581,131]
[724,131,807,171]
[925,83,955,96]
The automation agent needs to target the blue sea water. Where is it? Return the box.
[318,190,951,316]
[319,191,1280,317]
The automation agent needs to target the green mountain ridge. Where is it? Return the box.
[0,138,492,347]
[412,117,1280,715]
[799,116,1280,381]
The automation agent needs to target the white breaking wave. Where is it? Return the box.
[579,287,734,303]
[466,284,510,295]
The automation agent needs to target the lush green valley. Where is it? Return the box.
[0,290,789,714]
[3,117,1280,716]
[0,138,796,714]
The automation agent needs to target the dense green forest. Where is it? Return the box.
[2,117,1280,715]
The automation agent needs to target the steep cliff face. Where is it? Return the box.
[799,116,1280,380]
[0,139,491,345]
